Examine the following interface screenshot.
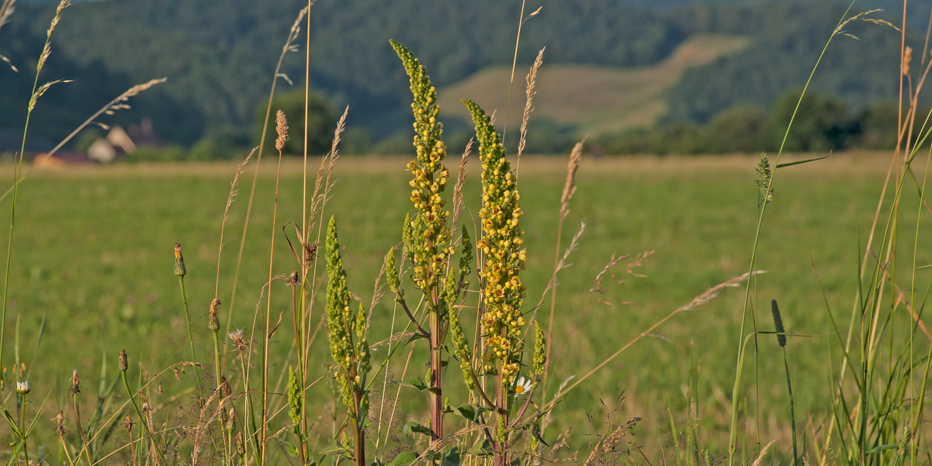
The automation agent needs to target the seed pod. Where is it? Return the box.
[226,406,236,433]
[208,298,221,332]
[71,369,80,395]
[174,243,186,277]
[771,299,786,347]
[235,432,245,457]
[118,349,128,372]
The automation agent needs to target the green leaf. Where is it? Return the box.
[776,155,829,169]
[453,404,486,423]
[866,444,898,454]
[320,438,350,457]
[1,408,21,438]
[441,447,461,466]
[283,441,299,457]
[405,332,427,345]
[398,376,429,391]
[389,451,418,466]
[402,421,432,437]
[467,439,493,457]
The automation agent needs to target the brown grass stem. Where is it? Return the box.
[260,112,288,466]
[214,150,255,300]
[223,6,308,366]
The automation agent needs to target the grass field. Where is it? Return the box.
[3,151,926,459]
[437,34,751,138]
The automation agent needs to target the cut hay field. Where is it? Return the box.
[437,34,751,137]
[2,152,924,454]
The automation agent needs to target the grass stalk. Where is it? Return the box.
[727,4,857,464]
[119,350,166,466]
[0,0,71,385]
[175,244,202,396]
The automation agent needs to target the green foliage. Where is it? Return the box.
[325,216,354,406]
[287,366,302,434]
[771,90,849,152]
[706,106,771,154]
[463,99,528,383]
[5,0,685,146]
[664,3,920,125]
[190,126,252,161]
[255,89,335,155]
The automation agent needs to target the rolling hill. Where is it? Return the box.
[438,34,750,138]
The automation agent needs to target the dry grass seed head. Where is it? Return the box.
[560,142,583,220]
[518,48,545,160]
[451,138,472,227]
[275,109,289,152]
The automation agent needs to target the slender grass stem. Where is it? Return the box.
[178,276,202,395]
[73,392,94,466]
[781,349,797,465]
[121,370,166,466]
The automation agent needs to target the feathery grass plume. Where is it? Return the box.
[275,109,289,152]
[755,154,773,205]
[0,0,14,72]
[452,139,472,227]
[463,98,528,384]
[904,46,913,76]
[770,299,786,347]
[0,0,14,33]
[325,216,369,466]
[517,48,545,168]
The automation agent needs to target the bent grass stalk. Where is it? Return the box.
[727,3,857,464]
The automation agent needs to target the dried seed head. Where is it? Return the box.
[141,399,152,414]
[275,109,289,152]
[71,369,80,395]
[225,406,236,433]
[228,329,249,352]
[286,270,300,287]
[55,411,66,437]
[174,243,186,277]
[904,46,913,76]
[208,298,221,332]
[118,349,128,372]
[123,415,134,431]
[219,375,231,399]
[235,432,246,457]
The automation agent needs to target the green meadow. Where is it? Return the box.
[2,152,922,455]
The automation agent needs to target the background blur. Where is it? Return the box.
[1,0,923,159]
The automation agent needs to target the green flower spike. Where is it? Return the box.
[462,99,528,385]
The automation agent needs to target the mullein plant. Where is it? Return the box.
[457,99,545,466]
[325,216,371,466]
[388,40,474,448]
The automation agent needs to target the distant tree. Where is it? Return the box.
[255,89,335,155]
[190,126,253,160]
[771,90,849,152]
[706,105,771,153]
[852,103,898,151]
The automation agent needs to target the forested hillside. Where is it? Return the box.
[1,0,685,145]
[0,0,925,153]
